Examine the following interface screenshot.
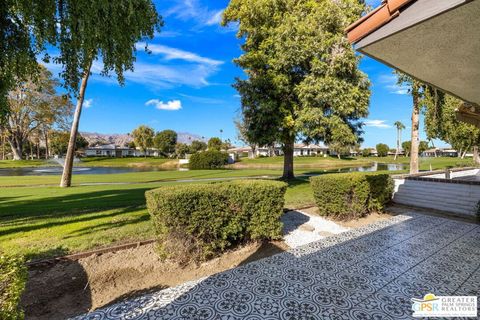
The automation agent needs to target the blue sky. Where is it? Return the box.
[50,0,445,148]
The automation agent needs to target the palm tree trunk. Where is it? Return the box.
[282,137,295,180]
[410,91,420,174]
[60,61,92,187]
[396,128,399,158]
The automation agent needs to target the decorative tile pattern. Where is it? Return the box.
[73,210,480,320]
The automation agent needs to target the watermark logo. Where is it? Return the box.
[411,293,477,317]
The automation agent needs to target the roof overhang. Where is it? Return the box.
[346,0,480,108]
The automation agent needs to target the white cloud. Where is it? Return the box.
[364,120,391,128]
[146,99,182,111]
[165,0,225,28]
[378,73,410,95]
[138,43,223,66]
[205,10,224,26]
[42,43,222,90]
[84,98,93,108]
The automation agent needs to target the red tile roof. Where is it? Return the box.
[346,0,415,43]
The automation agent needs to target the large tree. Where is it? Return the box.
[424,90,480,160]
[4,66,72,160]
[0,0,57,122]
[57,1,162,187]
[154,130,177,157]
[396,73,422,174]
[223,0,370,179]
[1,1,162,183]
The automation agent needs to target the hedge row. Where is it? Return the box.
[146,180,287,263]
[310,173,394,220]
[0,254,27,320]
[188,150,229,169]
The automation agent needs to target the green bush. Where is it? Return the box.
[310,173,394,220]
[0,254,27,320]
[188,150,229,169]
[146,180,287,263]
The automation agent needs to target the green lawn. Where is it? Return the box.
[0,176,315,260]
[77,157,177,167]
[0,159,53,168]
[0,169,287,187]
[0,156,473,260]
[0,157,176,168]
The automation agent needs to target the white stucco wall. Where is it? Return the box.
[393,178,480,217]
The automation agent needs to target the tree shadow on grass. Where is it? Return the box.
[0,186,153,225]
[0,204,148,237]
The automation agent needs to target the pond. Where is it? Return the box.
[0,162,406,176]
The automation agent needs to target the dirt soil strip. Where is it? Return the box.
[27,239,157,267]
[21,241,288,320]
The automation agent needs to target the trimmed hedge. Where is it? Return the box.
[146,180,287,263]
[0,254,27,320]
[188,150,229,169]
[310,173,394,220]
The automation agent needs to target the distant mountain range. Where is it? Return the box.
[80,131,206,147]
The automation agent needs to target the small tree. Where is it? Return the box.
[50,131,88,156]
[329,142,351,159]
[132,125,154,158]
[402,141,411,157]
[208,137,223,151]
[234,116,257,158]
[154,130,177,157]
[393,121,405,160]
[190,140,207,153]
[419,141,429,154]
[175,143,190,159]
[376,143,389,157]
[361,148,371,157]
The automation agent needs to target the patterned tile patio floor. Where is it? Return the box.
[75,209,480,319]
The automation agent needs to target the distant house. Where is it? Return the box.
[228,143,329,160]
[293,144,329,156]
[361,148,378,156]
[84,144,160,157]
[422,148,458,157]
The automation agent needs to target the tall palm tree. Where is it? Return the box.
[394,121,405,160]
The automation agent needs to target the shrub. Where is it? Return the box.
[146,180,287,263]
[0,254,27,320]
[189,150,229,169]
[310,173,394,220]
